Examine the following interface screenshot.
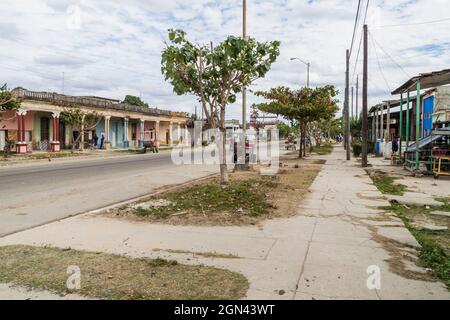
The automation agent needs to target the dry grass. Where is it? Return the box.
[104,158,321,226]
[0,245,249,300]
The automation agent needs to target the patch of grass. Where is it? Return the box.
[312,143,334,155]
[371,175,407,196]
[0,245,249,300]
[0,151,88,161]
[107,160,321,226]
[135,177,278,219]
[385,201,450,289]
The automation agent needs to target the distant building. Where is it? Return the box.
[0,87,188,153]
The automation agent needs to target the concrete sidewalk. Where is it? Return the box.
[0,146,448,300]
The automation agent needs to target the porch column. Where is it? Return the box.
[380,105,384,142]
[104,116,111,150]
[375,108,379,140]
[16,109,28,154]
[139,119,145,148]
[415,81,421,171]
[169,122,173,146]
[155,121,160,146]
[406,91,410,148]
[386,102,391,142]
[399,94,403,158]
[124,118,130,148]
[371,112,375,144]
[51,112,61,152]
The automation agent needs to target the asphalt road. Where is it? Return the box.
[0,151,219,237]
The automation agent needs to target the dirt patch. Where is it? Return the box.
[0,245,248,300]
[152,248,240,259]
[103,159,321,226]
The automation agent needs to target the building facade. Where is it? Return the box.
[0,88,188,153]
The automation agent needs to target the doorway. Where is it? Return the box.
[40,117,50,141]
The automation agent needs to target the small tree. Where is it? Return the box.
[123,95,146,107]
[1,85,21,157]
[254,86,339,158]
[60,108,100,153]
[0,84,21,112]
[161,29,280,184]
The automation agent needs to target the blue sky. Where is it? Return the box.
[1,0,449,120]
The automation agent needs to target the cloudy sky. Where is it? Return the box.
[1,0,449,120]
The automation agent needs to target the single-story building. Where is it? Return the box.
[0,87,189,153]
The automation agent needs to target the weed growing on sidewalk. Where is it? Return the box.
[312,142,334,156]
[0,245,249,300]
[371,175,407,196]
[385,199,450,289]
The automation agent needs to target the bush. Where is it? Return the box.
[352,142,362,158]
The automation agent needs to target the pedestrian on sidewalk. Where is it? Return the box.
[93,133,99,149]
[150,137,159,153]
[99,133,105,150]
[392,137,399,155]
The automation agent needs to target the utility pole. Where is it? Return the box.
[356,75,359,121]
[242,0,247,136]
[345,49,351,161]
[362,24,369,167]
[351,86,354,120]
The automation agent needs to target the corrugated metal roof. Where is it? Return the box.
[392,68,450,95]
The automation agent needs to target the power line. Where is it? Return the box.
[369,33,391,93]
[373,17,450,28]
[349,0,362,56]
[351,0,370,83]
[369,31,410,78]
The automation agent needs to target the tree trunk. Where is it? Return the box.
[299,122,303,159]
[219,106,229,185]
[72,134,82,154]
[302,123,307,157]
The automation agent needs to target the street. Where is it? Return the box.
[0,151,219,237]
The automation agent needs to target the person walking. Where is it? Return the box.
[392,137,399,155]
[93,133,99,149]
[99,133,105,150]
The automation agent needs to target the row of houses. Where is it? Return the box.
[367,68,450,171]
[0,88,189,153]
[368,69,450,144]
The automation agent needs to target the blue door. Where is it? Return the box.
[423,96,434,137]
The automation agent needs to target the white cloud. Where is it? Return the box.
[0,0,449,120]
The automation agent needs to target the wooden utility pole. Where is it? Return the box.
[361,24,368,167]
[345,49,351,160]
[351,86,354,120]
[242,0,247,135]
[356,75,359,121]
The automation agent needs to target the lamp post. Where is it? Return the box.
[290,57,310,88]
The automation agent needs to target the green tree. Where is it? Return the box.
[0,84,21,112]
[277,121,298,139]
[60,109,101,153]
[161,29,280,184]
[123,95,146,107]
[254,86,339,158]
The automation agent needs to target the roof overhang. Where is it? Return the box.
[391,69,450,95]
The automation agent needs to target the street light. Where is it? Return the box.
[290,57,310,88]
